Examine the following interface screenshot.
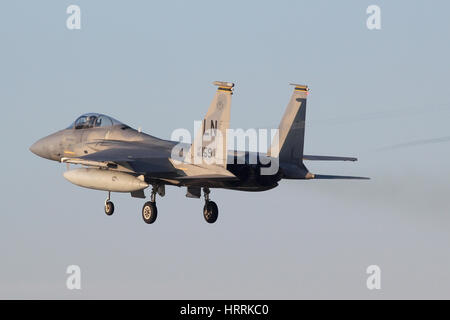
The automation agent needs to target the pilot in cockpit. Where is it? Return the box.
[86,115,97,128]
[71,113,121,130]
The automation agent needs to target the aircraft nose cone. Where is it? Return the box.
[29,138,47,158]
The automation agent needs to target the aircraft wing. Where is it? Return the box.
[63,141,238,184]
[159,174,238,188]
[303,155,357,161]
[64,143,176,176]
[80,145,168,162]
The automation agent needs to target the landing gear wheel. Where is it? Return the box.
[104,201,114,216]
[142,201,157,224]
[203,201,218,224]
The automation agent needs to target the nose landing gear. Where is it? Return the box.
[104,191,114,216]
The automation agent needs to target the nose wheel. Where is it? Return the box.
[104,191,114,216]
[142,186,158,224]
[203,187,218,224]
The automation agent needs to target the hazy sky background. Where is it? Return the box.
[1,0,450,299]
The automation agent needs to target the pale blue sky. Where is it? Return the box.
[1,0,450,298]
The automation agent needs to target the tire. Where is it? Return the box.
[142,201,157,224]
[203,201,218,224]
[105,201,114,216]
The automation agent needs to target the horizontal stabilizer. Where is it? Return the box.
[312,174,370,180]
[303,155,357,162]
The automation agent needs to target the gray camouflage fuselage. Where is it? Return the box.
[30,121,283,191]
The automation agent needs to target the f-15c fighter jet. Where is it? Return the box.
[30,81,367,224]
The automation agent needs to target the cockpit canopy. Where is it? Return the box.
[67,113,124,130]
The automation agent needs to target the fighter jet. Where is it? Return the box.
[30,81,367,224]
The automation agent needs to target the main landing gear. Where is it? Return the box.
[203,187,218,224]
[104,191,114,216]
[103,186,219,224]
[142,186,158,224]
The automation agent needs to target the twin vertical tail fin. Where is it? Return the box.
[182,81,234,174]
[268,84,369,180]
[268,84,309,165]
